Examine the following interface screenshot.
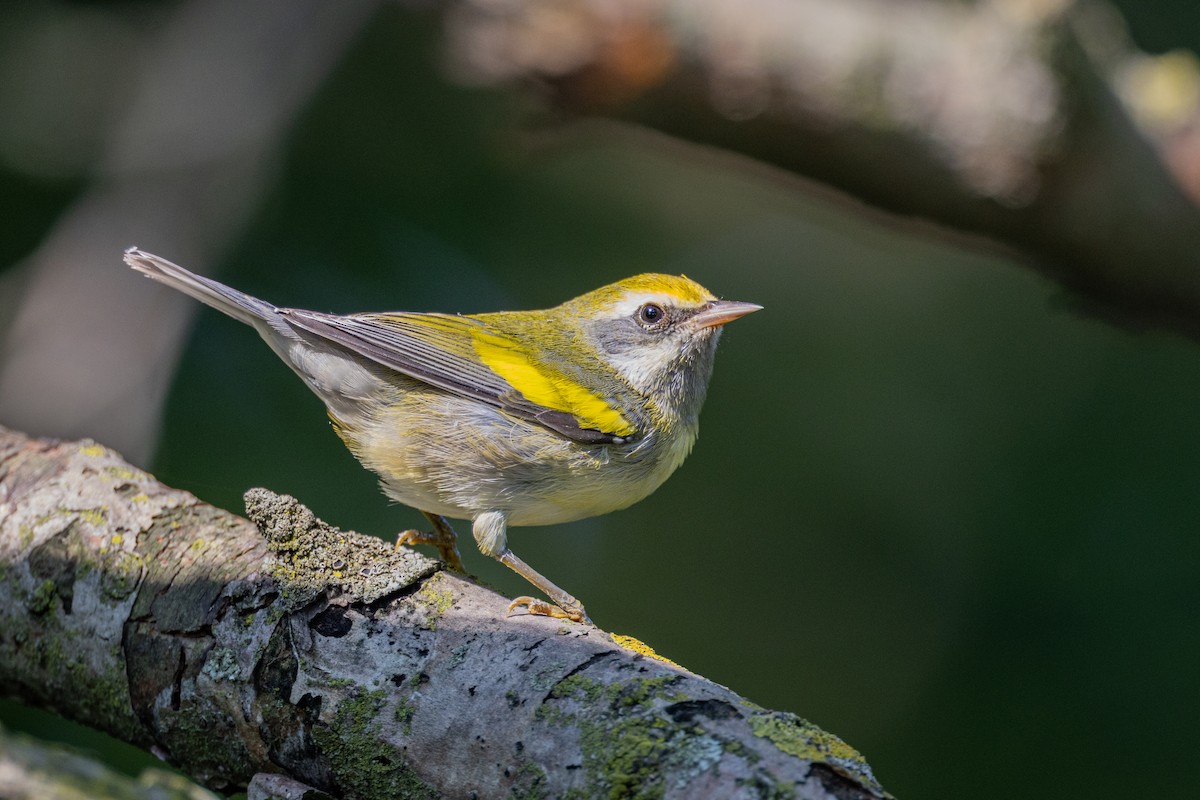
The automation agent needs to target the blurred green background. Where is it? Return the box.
[2,2,1199,799]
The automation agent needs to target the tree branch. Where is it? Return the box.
[0,723,221,800]
[0,426,890,799]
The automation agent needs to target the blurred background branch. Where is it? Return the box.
[0,0,376,465]
[7,0,1200,463]
[444,0,1200,332]
[0,724,218,800]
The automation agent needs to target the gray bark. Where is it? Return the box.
[0,426,890,799]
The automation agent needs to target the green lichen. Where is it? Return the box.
[245,489,437,611]
[35,631,139,740]
[449,643,470,669]
[748,711,881,793]
[722,738,760,765]
[550,674,685,708]
[27,579,58,614]
[664,734,724,791]
[749,712,859,762]
[394,698,415,734]
[101,465,143,483]
[415,578,454,630]
[74,508,108,528]
[530,661,566,692]
[543,674,702,799]
[546,683,879,799]
[510,760,549,800]
[550,674,604,704]
[158,701,255,781]
[19,508,99,549]
[201,647,241,682]
[579,713,669,799]
[98,549,143,601]
[608,676,687,710]
[312,690,434,799]
[533,702,569,728]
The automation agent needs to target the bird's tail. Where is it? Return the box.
[125,247,387,427]
[124,247,282,331]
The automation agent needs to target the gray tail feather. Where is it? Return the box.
[124,247,285,332]
[125,247,390,420]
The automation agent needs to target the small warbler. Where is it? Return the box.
[126,248,760,623]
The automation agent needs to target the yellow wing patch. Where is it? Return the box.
[471,330,635,438]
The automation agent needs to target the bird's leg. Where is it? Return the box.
[395,512,464,572]
[501,549,590,624]
[472,510,590,624]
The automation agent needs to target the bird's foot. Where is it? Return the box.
[507,595,590,624]
[396,519,464,572]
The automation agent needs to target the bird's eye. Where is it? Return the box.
[637,303,665,326]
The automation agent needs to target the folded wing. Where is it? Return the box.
[282,310,636,445]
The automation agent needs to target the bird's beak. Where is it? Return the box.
[689,300,763,329]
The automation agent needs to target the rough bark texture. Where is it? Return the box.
[0,426,890,800]
[443,0,1200,338]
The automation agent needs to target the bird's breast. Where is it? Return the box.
[339,389,700,527]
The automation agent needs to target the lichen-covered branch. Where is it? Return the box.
[0,426,890,799]
[443,0,1200,337]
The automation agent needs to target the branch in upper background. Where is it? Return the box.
[442,0,1200,337]
[0,426,890,799]
[0,0,378,464]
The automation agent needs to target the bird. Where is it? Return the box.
[125,247,760,623]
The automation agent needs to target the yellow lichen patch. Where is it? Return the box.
[748,711,883,792]
[102,466,143,482]
[79,444,107,458]
[411,574,457,631]
[75,508,108,527]
[611,633,683,670]
[751,713,862,762]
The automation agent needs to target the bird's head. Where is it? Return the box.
[562,274,761,416]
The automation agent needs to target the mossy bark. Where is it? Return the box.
[0,426,891,799]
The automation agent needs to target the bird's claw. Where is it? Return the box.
[507,595,590,624]
[395,527,465,572]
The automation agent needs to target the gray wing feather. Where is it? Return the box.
[282,310,623,444]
